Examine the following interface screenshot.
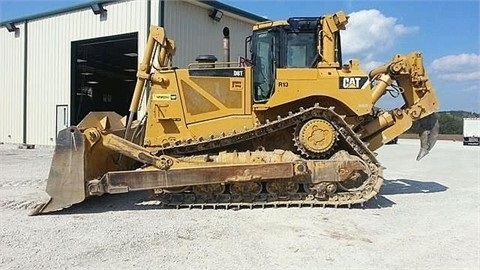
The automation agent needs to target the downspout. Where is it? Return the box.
[22,21,28,144]
[143,0,152,110]
[147,0,151,36]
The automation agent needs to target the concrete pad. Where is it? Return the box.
[0,139,478,269]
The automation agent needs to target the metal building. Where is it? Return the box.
[0,0,264,146]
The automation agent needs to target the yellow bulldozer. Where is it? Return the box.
[31,11,439,215]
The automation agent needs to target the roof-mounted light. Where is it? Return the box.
[209,9,223,22]
[5,22,18,33]
[91,3,107,15]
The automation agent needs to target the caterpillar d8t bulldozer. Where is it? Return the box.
[31,11,440,215]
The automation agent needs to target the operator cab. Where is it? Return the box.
[249,17,343,102]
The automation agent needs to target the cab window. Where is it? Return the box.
[253,31,276,102]
[286,32,316,68]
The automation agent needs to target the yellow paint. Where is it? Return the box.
[140,19,439,153]
[230,78,244,91]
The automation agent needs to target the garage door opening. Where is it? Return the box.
[71,32,138,125]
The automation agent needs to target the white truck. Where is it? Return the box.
[463,118,480,145]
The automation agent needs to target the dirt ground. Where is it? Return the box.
[0,139,479,269]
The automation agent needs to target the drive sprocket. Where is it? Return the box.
[294,118,337,158]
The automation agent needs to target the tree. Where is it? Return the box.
[408,111,479,135]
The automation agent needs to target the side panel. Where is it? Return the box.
[144,70,189,146]
[144,68,255,147]
[178,68,245,123]
[266,68,373,116]
[0,22,25,144]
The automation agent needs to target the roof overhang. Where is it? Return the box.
[0,0,267,28]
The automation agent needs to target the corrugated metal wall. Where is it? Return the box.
[26,0,148,145]
[164,1,254,67]
[0,22,25,144]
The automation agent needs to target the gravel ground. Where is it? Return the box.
[0,139,479,269]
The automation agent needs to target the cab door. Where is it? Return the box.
[252,30,279,103]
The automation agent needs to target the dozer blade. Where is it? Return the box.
[416,113,440,161]
[30,127,86,215]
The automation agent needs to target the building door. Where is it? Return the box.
[56,105,69,136]
[71,32,138,125]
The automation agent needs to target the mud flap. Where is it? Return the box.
[30,127,86,215]
[416,113,440,161]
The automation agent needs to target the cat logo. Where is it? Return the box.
[339,76,369,89]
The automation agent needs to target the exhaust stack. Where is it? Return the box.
[223,27,230,65]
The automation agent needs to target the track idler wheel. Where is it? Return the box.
[336,165,371,192]
[266,181,299,196]
[294,118,337,158]
[230,182,262,196]
[306,182,337,199]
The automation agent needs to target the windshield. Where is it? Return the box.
[286,32,316,68]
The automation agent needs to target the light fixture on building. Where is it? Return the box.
[87,81,99,84]
[77,59,87,63]
[123,52,137,57]
[124,68,136,72]
[5,22,18,33]
[81,72,93,76]
[91,3,107,15]
[209,9,223,22]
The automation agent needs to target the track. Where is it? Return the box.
[152,105,383,208]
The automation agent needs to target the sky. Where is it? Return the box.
[1,0,479,112]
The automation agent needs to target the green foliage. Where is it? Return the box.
[409,111,479,135]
